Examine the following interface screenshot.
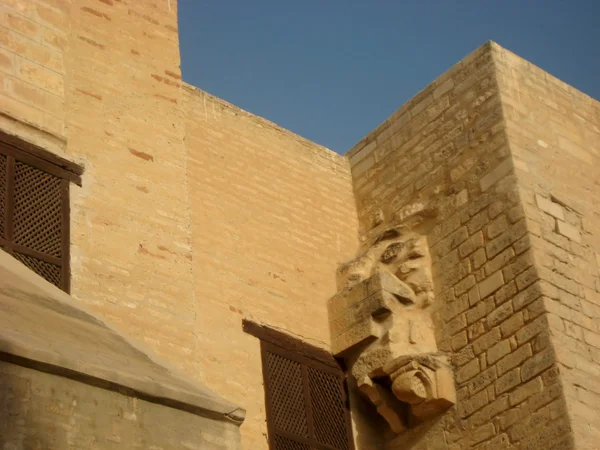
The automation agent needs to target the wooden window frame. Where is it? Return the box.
[0,130,83,293]
[244,319,356,450]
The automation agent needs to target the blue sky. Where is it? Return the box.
[178,0,599,154]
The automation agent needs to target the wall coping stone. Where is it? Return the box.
[0,250,245,424]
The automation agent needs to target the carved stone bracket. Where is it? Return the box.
[328,222,456,433]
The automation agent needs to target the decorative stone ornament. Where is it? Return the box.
[328,215,456,433]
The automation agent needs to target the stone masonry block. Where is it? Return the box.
[466,366,497,395]
[434,78,454,99]
[452,331,469,351]
[507,402,557,443]
[454,344,476,368]
[487,215,508,239]
[512,283,543,311]
[329,290,396,337]
[556,220,581,243]
[466,422,496,447]
[478,271,504,299]
[457,358,480,384]
[365,271,417,304]
[480,158,513,192]
[459,231,484,259]
[455,275,476,296]
[331,319,382,356]
[509,376,543,406]
[458,389,489,418]
[446,313,467,336]
[495,281,517,306]
[466,298,494,325]
[485,220,527,259]
[521,348,555,381]
[535,195,565,220]
[487,339,511,365]
[488,302,513,327]
[495,367,521,395]
[16,56,64,93]
[473,327,501,355]
[352,154,375,178]
[467,210,490,235]
[514,265,538,291]
[471,248,487,270]
[468,286,480,306]
[583,330,600,349]
[497,344,532,376]
[0,48,15,73]
[466,395,510,431]
[515,316,547,346]
[328,271,414,317]
[329,272,419,355]
[485,247,515,276]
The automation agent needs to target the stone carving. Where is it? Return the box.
[328,212,455,433]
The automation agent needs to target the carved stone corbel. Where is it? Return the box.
[328,210,456,433]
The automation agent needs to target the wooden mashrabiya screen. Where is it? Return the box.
[259,342,354,449]
[0,132,82,293]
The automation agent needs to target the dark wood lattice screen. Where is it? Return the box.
[0,136,73,293]
[261,341,354,450]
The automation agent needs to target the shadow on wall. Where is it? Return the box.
[0,359,54,449]
[385,414,450,450]
[349,378,386,449]
[0,339,62,449]
[350,374,455,450]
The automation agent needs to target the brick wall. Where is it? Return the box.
[3,2,596,448]
[495,46,600,448]
[346,42,572,449]
[0,0,212,393]
[1,2,360,448]
[184,85,359,448]
[60,0,203,379]
[0,0,68,154]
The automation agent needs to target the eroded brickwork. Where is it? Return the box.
[184,86,359,449]
[495,46,600,448]
[345,43,574,449]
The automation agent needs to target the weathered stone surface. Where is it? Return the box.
[344,41,599,450]
[329,217,455,434]
[535,195,565,221]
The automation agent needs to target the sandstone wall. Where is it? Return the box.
[495,46,600,448]
[0,0,68,155]
[3,1,596,448]
[0,361,241,449]
[184,85,359,448]
[345,42,572,449]
[0,0,206,379]
[62,0,197,371]
[1,2,361,448]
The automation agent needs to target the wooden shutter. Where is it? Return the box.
[261,341,355,450]
[0,134,78,293]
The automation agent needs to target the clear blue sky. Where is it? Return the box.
[178,0,599,154]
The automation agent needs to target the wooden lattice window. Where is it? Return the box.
[0,132,82,293]
[244,320,355,450]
